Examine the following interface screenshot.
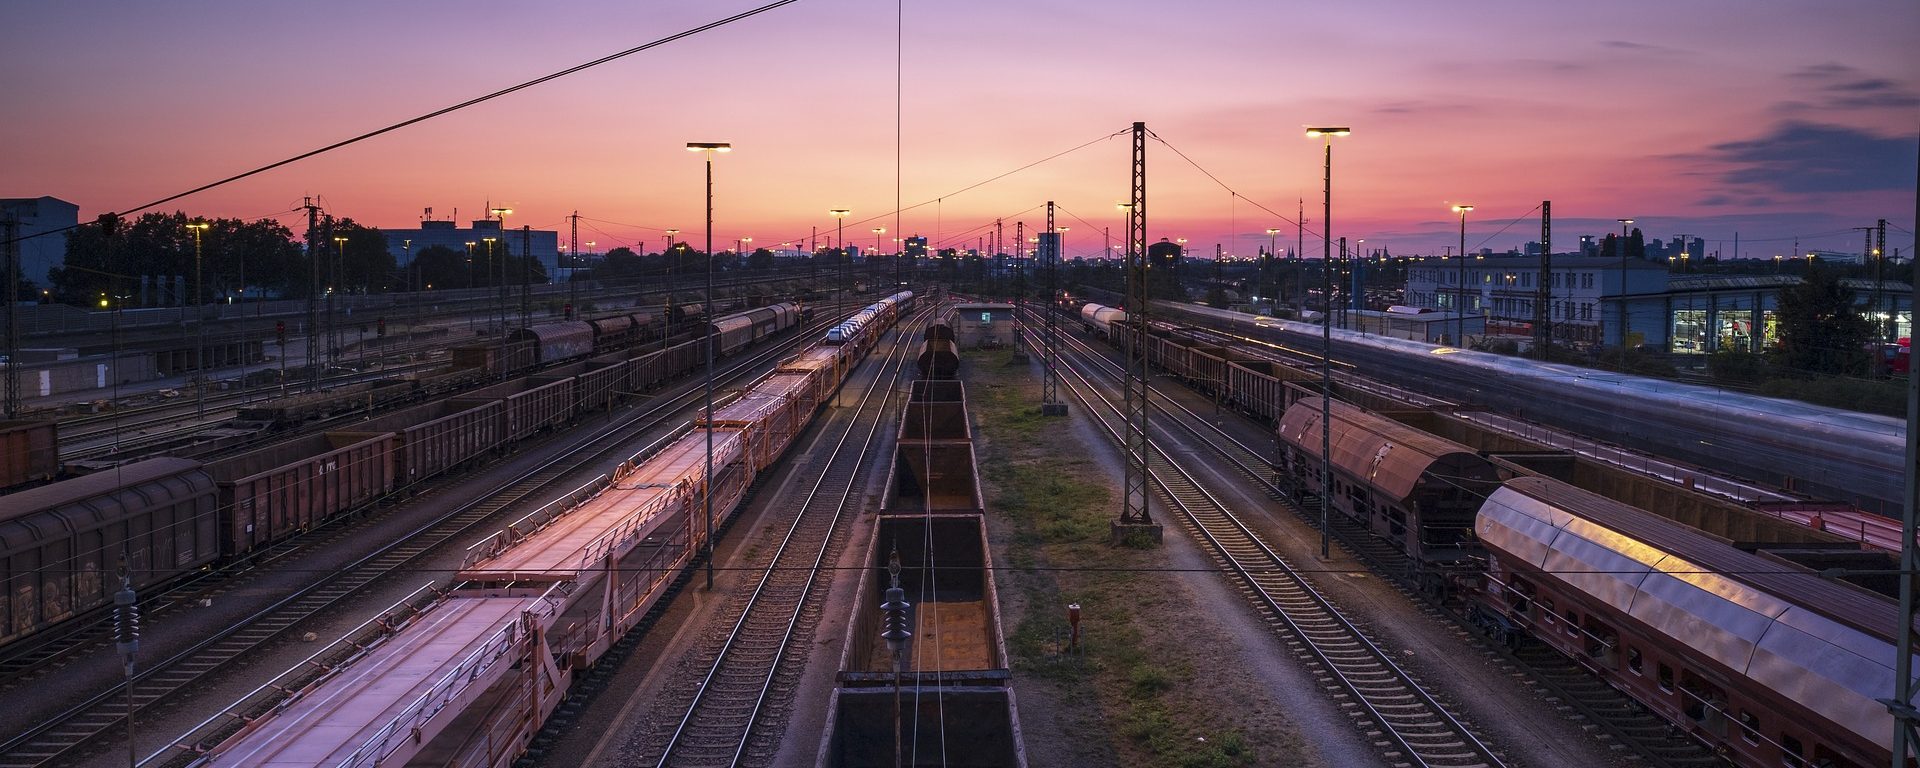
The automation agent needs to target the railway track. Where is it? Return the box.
[1047,325,1507,768]
[0,315,851,768]
[645,305,932,768]
[1044,309,1722,768]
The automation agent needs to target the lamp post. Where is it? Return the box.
[481,237,497,334]
[740,236,752,269]
[1617,217,1635,348]
[186,221,210,417]
[688,140,731,591]
[663,228,682,334]
[330,235,347,368]
[1266,228,1283,309]
[830,209,851,307]
[1451,205,1474,348]
[1306,126,1350,560]
[489,208,512,331]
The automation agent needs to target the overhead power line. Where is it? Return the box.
[2,0,801,248]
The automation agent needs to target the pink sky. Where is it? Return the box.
[3,0,1915,260]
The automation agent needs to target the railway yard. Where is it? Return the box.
[0,286,1911,768]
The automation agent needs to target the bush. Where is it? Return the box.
[1707,351,1769,384]
[1757,376,1906,416]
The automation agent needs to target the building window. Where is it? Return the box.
[1582,272,1594,289]
[1522,273,1532,288]
[1673,309,1709,354]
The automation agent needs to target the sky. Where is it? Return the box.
[3,0,1917,261]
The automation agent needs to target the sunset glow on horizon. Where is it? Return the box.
[4,0,1915,260]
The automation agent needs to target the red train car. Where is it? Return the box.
[0,420,58,490]
[208,432,397,556]
[450,376,577,446]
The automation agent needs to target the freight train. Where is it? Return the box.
[0,304,810,653]
[1076,301,1909,768]
[151,292,914,768]
[1154,299,1907,516]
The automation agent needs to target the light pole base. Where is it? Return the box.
[1110,521,1163,546]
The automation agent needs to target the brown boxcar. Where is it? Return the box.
[0,420,59,490]
[208,432,398,556]
[449,376,577,445]
[0,458,218,648]
[916,338,959,379]
[337,400,504,486]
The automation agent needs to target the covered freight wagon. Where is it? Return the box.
[336,399,503,486]
[510,321,595,366]
[207,432,397,556]
[0,458,218,647]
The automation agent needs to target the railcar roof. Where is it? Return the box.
[1278,396,1492,504]
[3,457,208,524]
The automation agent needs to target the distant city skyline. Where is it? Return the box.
[2,0,1913,261]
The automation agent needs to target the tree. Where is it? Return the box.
[1773,265,1873,375]
[411,245,472,289]
[748,247,774,271]
[320,218,395,293]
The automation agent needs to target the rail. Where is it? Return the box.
[653,301,935,767]
[149,584,445,766]
[0,309,856,768]
[1044,307,1506,768]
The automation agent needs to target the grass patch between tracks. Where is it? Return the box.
[967,348,1255,768]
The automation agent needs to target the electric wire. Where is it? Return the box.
[1,0,801,249]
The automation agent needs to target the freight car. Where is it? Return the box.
[1,458,218,648]
[1269,392,1910,767]
[160,292,916,768]
[1478,477,1913,768]
[823,373,1023,767]
[0,420,58,490]
[916,337,959,379]
[0,303,816,654]
[1157,299,1908,516]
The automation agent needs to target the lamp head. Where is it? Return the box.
[1452,204,1474,214]
[686,142,732,153]
[1304,126,1351,138]
[829,209,851,218]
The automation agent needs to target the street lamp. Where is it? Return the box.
[1616,217,1634,347]
[1306,125,1350,560]
[740,236,752,267]
[830,209,851,305]
[688,140,730,591]
[1266,228,1283,306]
[489,208,512,331]
[187,221,210,417]
[1451,204,1474,348]
[331,235,348,367]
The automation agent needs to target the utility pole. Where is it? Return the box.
[1879,219,1890,340]
[1115,121,1160,543]
[1536,201,1553,359]
[2,213,17,418]
[1013,220,1026,352]
[1043,201,1066,416]
[1297,198,1305,308]
[569,211,579,319]
[303,198,321,389]
[994,219,1004,301]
